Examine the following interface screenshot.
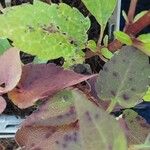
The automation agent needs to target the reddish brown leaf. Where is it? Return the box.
[22,89,77,127]
[15,124,80,150]
[0,96,6,114]
[8,63,96,108]
[0,48,22,94]
[0,144,5,150]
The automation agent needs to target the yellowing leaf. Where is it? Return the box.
[0,1,90,67]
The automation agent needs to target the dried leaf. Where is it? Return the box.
[0,48,22,94]
[0,38,11,55]
[8,63,96,108]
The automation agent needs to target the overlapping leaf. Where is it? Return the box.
[123,109,150,145]
[15,89,127,150]
[22,89,77,127]
[129,134,150,150]
[8,63,96,108]
[0,47,22,113]
[0,1,90,66]
[96,46,150,108]
[0,96,6,114]
[0,38,11,54]
[15,124,80,150]
[0,48,22,94]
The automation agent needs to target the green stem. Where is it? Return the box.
[97,27,104,50]
[106,98,116,113]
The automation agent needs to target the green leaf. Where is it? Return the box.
[103,35,109,47]
[73,89,127,150]
[137,34,150,56]
[0,1,90,67]
[81,0,117,30]
[123,109,150,145]
[143,88,150,101]
[86,40,97,52]
[138,34,150,43]
[101,47,113,59]
[122,10,129,23]
[0,38,11,54]
[134,11,148,23]
[114,31,132,45]
[96,46,150,108]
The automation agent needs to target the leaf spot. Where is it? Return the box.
[112,71,118,77]
[122,93,130,100]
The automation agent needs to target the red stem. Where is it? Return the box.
[127,0,138,24]
[108,11,150,52]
